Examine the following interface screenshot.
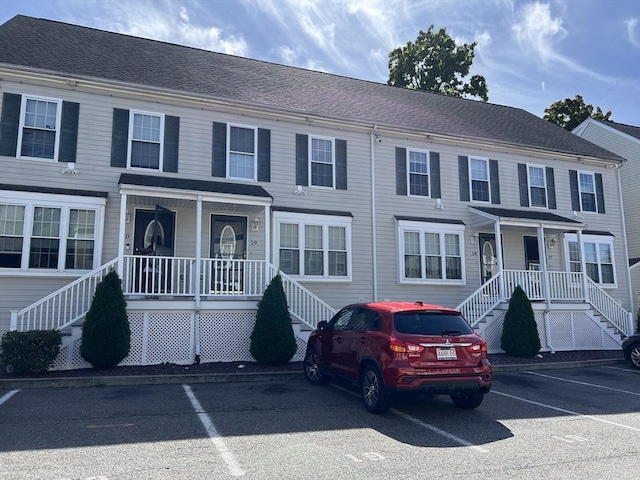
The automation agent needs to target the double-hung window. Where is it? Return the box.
[398,220,465,284]
[310,136,334,188]
[274,211,351,281]
[0,191,105,273]
[565,234,615,286]
[128,110,164,170]
[228,125,256,180]
[470,157,490,202]
[578,172,597,212]
[527,165,547,207]
[17,95,62,161]
[408,149,429,196]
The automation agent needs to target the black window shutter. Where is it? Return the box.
[595,173,605,214]
[545,167,556,209]
[295,134,308,186]
[0,93,21,157]
[429,151,441,198]
[163,115,180,173]
[396,147,407,195]
[212,122,227,178]
[518,163,529,207]
[489,159,500,204]
[110,108,129,168]
[458,156,470,201]
[569,170,580,211]
[257,128,271,182]
[58,101,79,163]
[335,139,347,190]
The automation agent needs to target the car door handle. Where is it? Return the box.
[359,336,367,343]
[336,337,343,344]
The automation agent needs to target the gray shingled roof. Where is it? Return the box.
[0,15,622,162]
[598,120,640,141]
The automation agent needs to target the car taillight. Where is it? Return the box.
[389,338,424,358]
[467,340,488,356]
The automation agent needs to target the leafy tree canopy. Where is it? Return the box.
[387,25,489,101]
[543,94,612,131]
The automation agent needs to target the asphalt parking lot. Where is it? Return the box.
[1,364,638,480]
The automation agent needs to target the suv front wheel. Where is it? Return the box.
[450,391,484,410]
[361,364,391,413]
[303,347,328,385]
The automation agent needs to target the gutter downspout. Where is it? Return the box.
[194,195,203,364]
[370,126,379,301]
[616,164,635,333]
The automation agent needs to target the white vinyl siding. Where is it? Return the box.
[228,124,257,180]
[128,110,164,170]
[273,211,352,281]
[17,95,62,161]
[398,220,465,284]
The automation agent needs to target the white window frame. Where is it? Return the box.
[469,157,491,203]
[227,123,258,181]
[407,148,430,197]
[527,163,547,208]
[16,94,62,162]
[563,233,616,287]
[397,220,466,285]
[308,135,335,189]
[273,211,352,282]
[0,190,106,276]
[577,171,597,213]
[127,109,165,171]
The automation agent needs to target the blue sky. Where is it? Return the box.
[2,0,639,125]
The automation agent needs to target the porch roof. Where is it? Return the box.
[469,206,584,230]
[118,173,273,206]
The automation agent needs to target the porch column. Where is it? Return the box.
[537,225,551,305]
[117,193,127,278]
[494,221,505,300]
[577,229,589,301]
[264,204,271,289]
[195,195,202,302]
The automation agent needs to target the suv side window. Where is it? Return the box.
[349,308,381,331]
[330,307,357,330]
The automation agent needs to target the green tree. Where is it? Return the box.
[543,94,611,131]
[387,25,488,101]
[80,270,130,369]
[501,286,541,358]
[250,274,297,365]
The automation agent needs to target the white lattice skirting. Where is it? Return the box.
[479,309,623,354]
[51,310,307,370]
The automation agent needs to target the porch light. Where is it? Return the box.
[252,217,259,232]
[547,235,558,249]
[470,233,479,245]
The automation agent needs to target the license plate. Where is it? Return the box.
[436,347,457,360]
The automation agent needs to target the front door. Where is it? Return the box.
[524,236,540,270]
[133,207,175,293]
[479,233,497,283]
[210,215,247,293]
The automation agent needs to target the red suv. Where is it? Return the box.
[303,301,492,413]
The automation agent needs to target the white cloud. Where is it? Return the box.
[625,18,640,48]
[512,2,566,65]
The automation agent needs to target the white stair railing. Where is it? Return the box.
[268,265,337,331]
[456,273,502,327]
[10,258,118,332]
[586,277,633,336]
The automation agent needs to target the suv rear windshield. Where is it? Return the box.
[393,311,473,336]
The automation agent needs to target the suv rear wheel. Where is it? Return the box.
[450,391,484,410]
[303,347,327,385]
[629,343,640,369]
[361,364,390,413]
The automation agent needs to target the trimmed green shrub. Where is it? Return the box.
[250,274,297,365]
[80,270,130,369]
[0,330,62,374]
[501,285,541,358]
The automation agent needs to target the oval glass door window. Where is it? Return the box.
[220,225,237,259]
[144,220,165,250]
[482,240,496,277]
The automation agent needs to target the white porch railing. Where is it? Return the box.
[200,258,267,296]
[10,258,118,332]
[587,277,634,336]
[268,265,337,331]
[503,269,544,300]
[122,255,196,296]
[456,273,502,327]
[548,271,584,300]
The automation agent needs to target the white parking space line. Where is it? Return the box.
[493,390,640,432]
[602,365,640,374]
[182,385,246,477]
[331,384,488,452]
[524,371,640,396]
[391,408,489,452]
[0,389,20,406]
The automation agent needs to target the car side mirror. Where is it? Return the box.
[318,321,329,331]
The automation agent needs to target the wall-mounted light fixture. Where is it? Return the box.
[435,198,443,209]
[293,185,307,195]
[470,232,479,245]
[251,217,259,232]
[547,234,558,249]
[60,162,77,175]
